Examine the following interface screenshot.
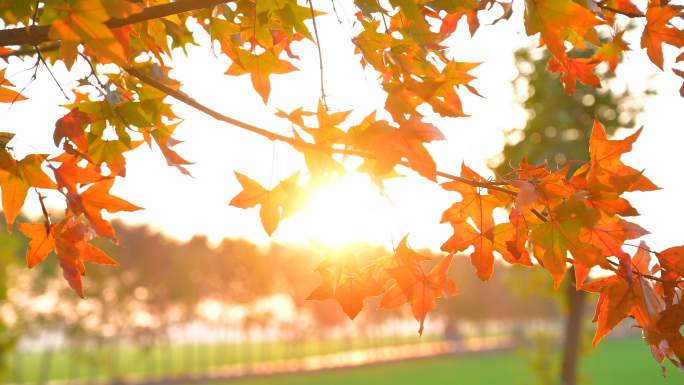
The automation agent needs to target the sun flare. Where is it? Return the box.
[283,173,398,246]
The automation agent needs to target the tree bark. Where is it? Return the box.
[561,267,586,385]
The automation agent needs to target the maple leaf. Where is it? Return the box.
[20,217,117,298]
[641,3,684,70]
[275,106,316,128]
[441,220,531,281]
[51,155,104,195]
[292,131,346,182]
[584,161,641,217]
[0,152,57,230]
[589,120,660,192]
[0,68,27,103]
[75,178,144,240]
[379,239,457,335]
[524,0,602,74]
[594,30,630,74]
[441,163,511,231]
[225,43,298,103]
[579,218,649,271]
[547,56,601,95]
[363,118,444,181]
[645,304,684,375]
[303,101,352,146]
[17,223,57,268]
[530,194,604,289]
[229,171,299,236]
[48,0,128,70]
[54,108,99,153]
[656,245,684,278]
[86,134,144,177]
[583,247,665,348]
[148,123,194,177]
[308,238,370,293]
[306,264,382,320]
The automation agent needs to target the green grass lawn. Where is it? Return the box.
[4,336,679,384]
[1,334,444,384]
[193,337,681,385]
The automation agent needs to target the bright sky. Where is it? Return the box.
[3,1,684,254]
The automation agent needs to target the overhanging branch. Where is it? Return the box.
[0,0,230,47]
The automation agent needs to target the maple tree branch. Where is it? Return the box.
[127,65,554,224]
[126,67,531,193]
[602,258,677,286]
[0,0,231,47]
[595,3,645,18]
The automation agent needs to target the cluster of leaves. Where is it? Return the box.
[1,0,684,376]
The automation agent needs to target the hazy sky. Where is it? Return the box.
[3,1,684,255]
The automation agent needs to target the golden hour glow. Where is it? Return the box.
[287,173,398,246]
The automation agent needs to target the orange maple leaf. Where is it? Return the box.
[379,236,458,335]
[641,3,684,70]
[229,171,299,236]
[54,108,99,153]
[48,0,129,70]
[306,264,383,320]
[0,152,57,230]
[589,120,660,192]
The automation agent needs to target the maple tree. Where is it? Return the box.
[1,0,684,379]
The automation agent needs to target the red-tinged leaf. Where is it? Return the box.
[641,3,684,70]
[149,123,194,176]
[514,155,550,180]
[0,152,58,230]
[18,223,57,268]
[646,304,684,375]
[52,155,104,195]
[529,195,603,289]
[0,68,27,103]
[592,279,634,347]
[524,0,602,72]
[507,210,540,263]
[656,245,684,277]
[580,274,620,293]
[75,178,143,240]
[441,220,532,281]
[579,218,649,266]
[441,163,512,231]
[379,249,457,335]
[589,120,659,192]
[547,56,601,95]
[54,108,99,153]
[367,121,440,181]
[225,45,298,103]
[59,255,86,298]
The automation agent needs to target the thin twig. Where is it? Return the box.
[308,0,328,110]
[37,46,69,100]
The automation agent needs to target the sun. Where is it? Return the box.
[275,173,399,246]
